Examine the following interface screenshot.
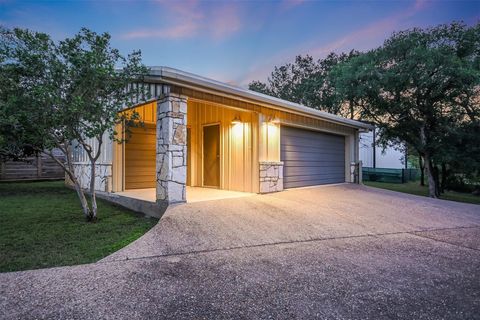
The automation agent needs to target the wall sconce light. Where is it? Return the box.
[268,115,280,124]
[232,115,242,125]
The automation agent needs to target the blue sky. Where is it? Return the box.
[1,0,478,86]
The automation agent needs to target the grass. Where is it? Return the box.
[0,181,158,273]
[364,181,480,205]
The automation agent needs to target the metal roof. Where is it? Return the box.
[148,66,372,131]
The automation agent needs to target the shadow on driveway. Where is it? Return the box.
[103,183,480,262]
[1,184,480,319]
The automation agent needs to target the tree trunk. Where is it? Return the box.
[424,153,438,198]
[432,164,440,197]
[64,147,93,219]
[88,160,97,222]
[72,178,91,217]
[440,162,447,194]
[419,155,425,186]
[42,147,91,218]
[349,100,354,120]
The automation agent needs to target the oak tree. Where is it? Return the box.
[0,27,149,221]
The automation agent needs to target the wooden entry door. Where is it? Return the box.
[203,124,220,187]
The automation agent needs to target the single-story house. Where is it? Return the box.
[359,126,407,170]
[71,67,372,214]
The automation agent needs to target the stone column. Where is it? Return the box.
[358,160,363,184]
[350,162,358,184]
[156,93,187,205]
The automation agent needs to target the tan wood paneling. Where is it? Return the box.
[123,101,157,124]
[187,100,258,193]
[173,86,355,136]
[114,102,158,191]
[124,123,156,189]
[259,114,281,162]
[174,86,356,178]
[112,123,124,192]
[186,127,191,186]
[117,88,357,193]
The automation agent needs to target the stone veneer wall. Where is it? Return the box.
[259,161,284,193]
[156,94,187,205]
[69,163,112,192]
[350,161,362,184]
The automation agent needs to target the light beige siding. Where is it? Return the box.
[112,89,360,193]
[112,123,124,192]
[187,99,259,193]
[173,85,356,164]
[113,101,157,191]
[124,124,156,189]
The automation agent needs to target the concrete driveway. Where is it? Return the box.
[1,184,480,319]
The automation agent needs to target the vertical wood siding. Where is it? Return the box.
[124,124,157,189]
[172,86,356,136]
[111,86,359,192]
[120,101,157,190]
[187,99,259,193]
[123,101,157,124]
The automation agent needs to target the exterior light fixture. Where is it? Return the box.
[232,115,242,125]
[268,115,280,124]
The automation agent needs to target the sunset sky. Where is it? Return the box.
[1,0,478,86]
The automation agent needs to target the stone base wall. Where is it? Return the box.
[350,161,362,184]
[259,161,284,193]
[69,163,112,192]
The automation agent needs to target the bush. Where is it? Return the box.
[445,174,477,193]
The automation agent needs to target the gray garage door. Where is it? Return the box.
[281,126,345,188]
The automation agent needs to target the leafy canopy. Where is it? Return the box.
[334,22,480,196]
[0,27,149,219]
[248,51,360,118]
[0,27,148,160]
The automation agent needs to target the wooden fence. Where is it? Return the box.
[0,151,65,181]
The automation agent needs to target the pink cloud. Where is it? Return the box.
[414,0,429,10]
[238,0,431,86]
[123,21,198,39]
[309,0,434,56]
[209,5,242,40]
[122,0,242,40]
[156,0,203,21]
[308,18,397,57]
[280,0,305,10]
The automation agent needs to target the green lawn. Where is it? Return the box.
[364,181,480,205]
[0,181,158,273]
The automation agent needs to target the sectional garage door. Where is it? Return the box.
[281,126,345,188]
[125,124,156,189]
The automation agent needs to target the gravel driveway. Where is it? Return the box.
[1,184,480,319]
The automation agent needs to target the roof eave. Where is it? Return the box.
[147,66,373,131]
